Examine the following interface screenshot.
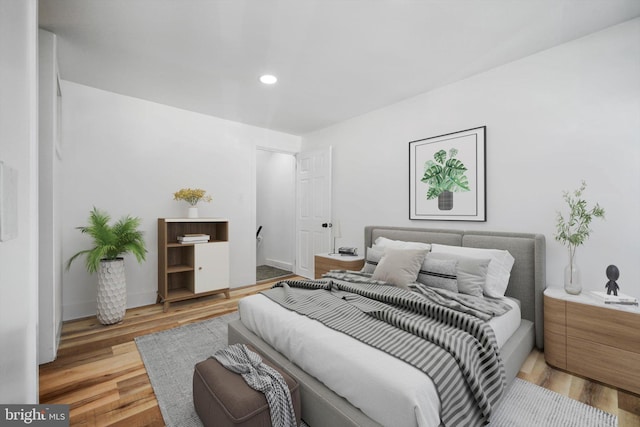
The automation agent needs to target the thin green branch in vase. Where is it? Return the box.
[420,148,470,199]
[554,181,605,284]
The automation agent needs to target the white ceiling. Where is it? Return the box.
[39,0,640,135]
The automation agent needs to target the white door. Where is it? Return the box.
[296,147,332,278]
[194,242,229,292]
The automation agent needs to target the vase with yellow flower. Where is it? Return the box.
[173,188,212,218]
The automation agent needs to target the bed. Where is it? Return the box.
[228,226,546,427]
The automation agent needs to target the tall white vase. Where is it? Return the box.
[97,258,127,325]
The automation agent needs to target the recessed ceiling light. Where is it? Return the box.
[259,74,278,85]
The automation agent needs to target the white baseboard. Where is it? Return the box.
[265,258,293,271]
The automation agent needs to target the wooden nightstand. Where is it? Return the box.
[314,253,365,279]
[544,287,640,394]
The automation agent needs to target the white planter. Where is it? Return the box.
[97,258,127,325]
[188,206,199,218]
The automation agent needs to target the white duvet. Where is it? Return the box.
[239,293,520,427]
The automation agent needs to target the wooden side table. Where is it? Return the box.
[543,287,640,394]
[314,253,365,279]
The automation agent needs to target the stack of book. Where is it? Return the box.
[590,291,638,306]
[177,233,210,244]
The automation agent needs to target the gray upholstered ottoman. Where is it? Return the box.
[193,347,301,427]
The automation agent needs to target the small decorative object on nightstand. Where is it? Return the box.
[605,264,620,296]
[331,220,342,255]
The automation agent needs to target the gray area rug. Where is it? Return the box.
[135,312,240,427]
[256,264,292,281]
[489,379,617,427]
[136,312,617,427]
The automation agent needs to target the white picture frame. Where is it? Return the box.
[409,126,486,221]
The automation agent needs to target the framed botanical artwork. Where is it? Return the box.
[409,126,486,221]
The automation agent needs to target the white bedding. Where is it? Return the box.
[239,293,520,427]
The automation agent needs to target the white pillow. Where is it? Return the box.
[374,236,431,251]
[426,252,489,297]
[362,247,384,274]
[372,248,428,290]
[417,256,458,293]
[430,243,515,298]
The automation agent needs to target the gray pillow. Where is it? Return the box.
[372,248,428,290]
[427,252,490,297]
[417,256,458,293]
[362,247,384,274]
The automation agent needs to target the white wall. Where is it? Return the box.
[0,0,39,402]
[302,18,640,299]
[62,81,300,320]
[256,149,296,271]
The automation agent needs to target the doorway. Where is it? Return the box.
[256,149,296,282]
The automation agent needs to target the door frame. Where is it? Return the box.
[255,147,297,280]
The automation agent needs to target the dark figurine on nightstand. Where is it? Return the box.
[605,264,620,296]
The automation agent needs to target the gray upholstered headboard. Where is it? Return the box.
[364,226,546,349]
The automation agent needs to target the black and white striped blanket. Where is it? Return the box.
[213,344,297,427]
[326,270,513,320]
[261,275,510,427]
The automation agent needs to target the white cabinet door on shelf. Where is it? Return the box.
[194,242,229,293]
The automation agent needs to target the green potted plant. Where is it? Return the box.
[554,181,605,295]
[421,148,470,210]
[67,207,147,325]
[173,188,212,218]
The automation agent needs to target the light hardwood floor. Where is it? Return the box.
[40,279,640,426]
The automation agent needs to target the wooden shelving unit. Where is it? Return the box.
[157,218,230,312]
